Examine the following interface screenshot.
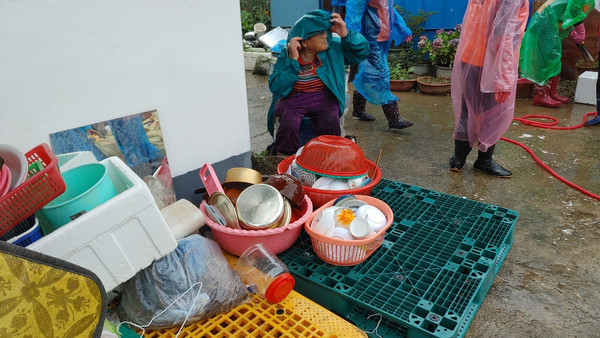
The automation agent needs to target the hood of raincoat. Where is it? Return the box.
[288,9,334,42]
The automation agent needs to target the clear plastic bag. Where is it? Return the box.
[117,235,249,329]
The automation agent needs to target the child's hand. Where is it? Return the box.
[330,13,347,38]
[288,37,302,60]
[404,35,413,43]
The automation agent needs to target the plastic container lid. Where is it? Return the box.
[264,272,295,303]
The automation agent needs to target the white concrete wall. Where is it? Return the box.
[0,0,250,180]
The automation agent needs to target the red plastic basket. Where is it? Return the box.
[304,195,393,266]
[277,156,382,207]
[0,143,66,237]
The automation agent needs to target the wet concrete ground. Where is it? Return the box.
[245,71,600,337]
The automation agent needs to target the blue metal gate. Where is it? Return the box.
[270,0,535,31]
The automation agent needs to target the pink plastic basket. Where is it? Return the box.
[201,195,313,256]
[304,195,393,266]
[277,156,382,208]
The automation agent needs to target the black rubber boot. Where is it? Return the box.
[473,144,512,178]
[382,101,413,132]
[450,140,472,172]
[587,89,600,125]
[352,91,376,121]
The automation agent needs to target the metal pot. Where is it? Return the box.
[236,184,284,230]
[223,167,263,190]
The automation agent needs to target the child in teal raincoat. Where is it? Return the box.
[267,10,369,155]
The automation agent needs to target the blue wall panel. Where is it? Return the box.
[394,0,535,31]
[269,0,535,30]
[394,0,468,30]
[270,0,322,27]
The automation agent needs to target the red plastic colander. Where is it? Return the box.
[277,156,382,207]
[296,135,368,178]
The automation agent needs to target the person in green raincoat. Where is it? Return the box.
[267,10,369,156]
[519,0,594,108]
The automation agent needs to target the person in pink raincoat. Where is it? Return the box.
[449,0,529,178]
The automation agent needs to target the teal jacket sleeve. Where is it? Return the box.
[341,30,369,65]
[268,50,301,99]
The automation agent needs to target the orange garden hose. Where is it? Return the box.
[500,112,600,201]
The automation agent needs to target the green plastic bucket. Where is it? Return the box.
[40,163,117,231]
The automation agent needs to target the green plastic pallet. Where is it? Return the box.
[280,179,518,338]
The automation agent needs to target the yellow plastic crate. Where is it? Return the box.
[141,292,365,338]
[135,252,366,337]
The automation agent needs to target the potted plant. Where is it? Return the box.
[389,57,418,91]
[413,39,435,76]
[417,76,452,95]
[391,7,438,76]
[574,58,598,78]
[240,0,271,37]
[418,25,461,78]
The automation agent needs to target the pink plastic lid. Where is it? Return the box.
[264,273,295,303]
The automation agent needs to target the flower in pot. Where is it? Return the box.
[389,6,438,76]
[412,36,435,76]
[418,24,461,75]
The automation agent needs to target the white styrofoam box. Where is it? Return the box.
[574,71,598,105]
[28,156,177,291]
[57,151,98,171]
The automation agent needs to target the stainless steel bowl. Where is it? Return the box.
[236,183,284,230]
[271,200,292,229]
[209,192,240,230]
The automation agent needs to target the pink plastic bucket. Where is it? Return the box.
[201,195,312,256]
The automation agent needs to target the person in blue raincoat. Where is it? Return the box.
[50,126,108,161]
[107,115,164,177]
[267,10,369,155]
[345,0,413,131]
